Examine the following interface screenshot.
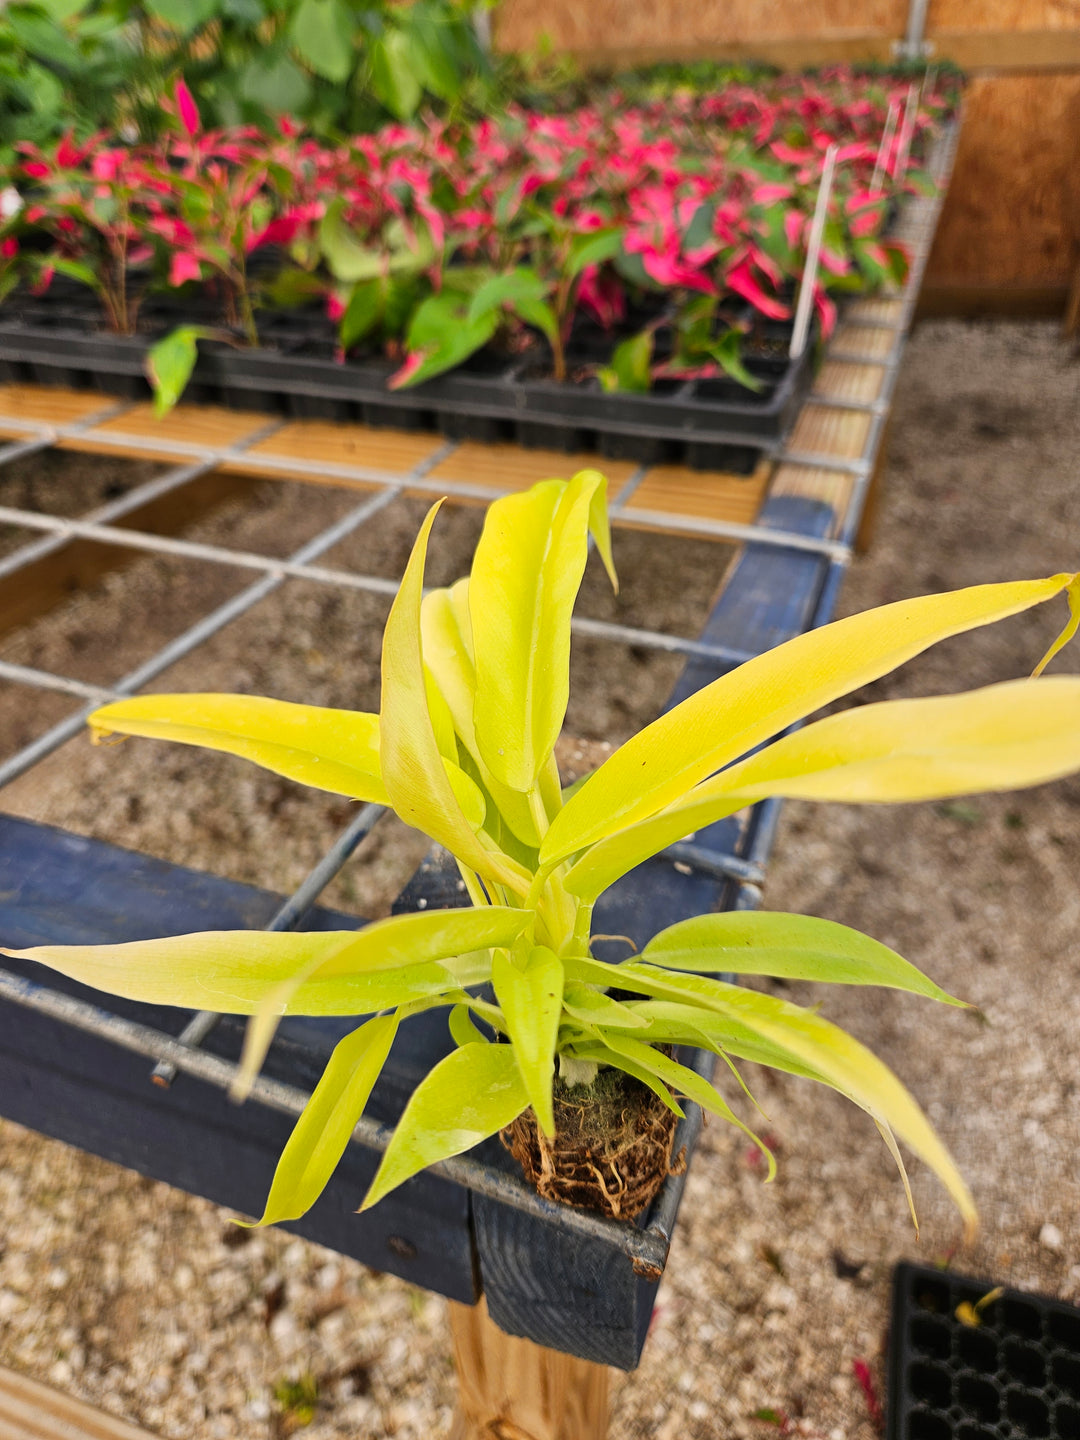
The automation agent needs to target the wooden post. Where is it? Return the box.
[447,1297,610,1440]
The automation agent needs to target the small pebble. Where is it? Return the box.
[1039,1223,1063,1253]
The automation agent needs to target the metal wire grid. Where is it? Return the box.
[0,124,958,1269]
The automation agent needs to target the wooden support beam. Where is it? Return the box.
[448,1297,610,1440]
[0,1364,159,1439]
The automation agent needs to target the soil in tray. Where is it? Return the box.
[0,455,736,917]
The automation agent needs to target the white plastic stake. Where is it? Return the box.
[871,101,898,194]
[790,142,838,361]
[893,81,920,187]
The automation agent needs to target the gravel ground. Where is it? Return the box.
[0,319,1078,1438]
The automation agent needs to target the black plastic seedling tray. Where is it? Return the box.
[0,287,815,472]
[889,1262,1080,1440]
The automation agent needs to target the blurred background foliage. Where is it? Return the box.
[0,0,497,159]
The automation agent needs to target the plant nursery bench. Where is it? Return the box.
[0,130,957,1438]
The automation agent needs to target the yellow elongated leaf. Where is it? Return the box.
[597,1031,777,1177]
[612,966,977,1235]
[4,907,531,1014]
[88,693,387,802]
[360,1042,528,1209]
[542,573,1078,866]
[642,912,964,1005]
[694,677,1080,806]
[421,580,540,846]
[492,943,564,1135]
[380,502,528,892]
[561,980,650,1029]
[471,472,616,794]
[249,1014,399,1226]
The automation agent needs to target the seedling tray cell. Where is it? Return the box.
[888,1262,1080,1440]
[0,294,815,473]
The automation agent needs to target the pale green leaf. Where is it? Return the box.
[369,28,423,120]
[319,198,385,283]
[560,980,650,1029]
[471,473,616,793]
[642,912,964,1005]
[146,326,209,417]
[289,0,354,84]
[360,1042,528,1209]
[4,907,530,1015]
[250,1014,398,1225]
[492,944,564,1135]
[88,693,388,803]
[380,503,529,893]
[691,677,1080,806]
[448,1004,488,1047]
[542,573,1079,866]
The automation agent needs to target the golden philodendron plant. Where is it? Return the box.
[7,472,1080,1236]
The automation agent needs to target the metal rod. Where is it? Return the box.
[663,842,766,886]
[151,800,386,1086]
[0,965,671,1268]
[790,143,839,361]
[616,504,851,560]
[0,479,414,792]
[0,420,285,586]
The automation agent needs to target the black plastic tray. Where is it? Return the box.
[0,288,815,472]
[889,1262,1080,1440]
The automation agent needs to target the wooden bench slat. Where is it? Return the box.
[0,1367,159,1440]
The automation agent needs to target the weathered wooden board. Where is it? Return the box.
[0,1365,160,1440]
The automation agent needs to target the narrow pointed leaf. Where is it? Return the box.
[360,1042,528,1209]
[542,573,1078,865]
[561,980,650,1029]
[643,912,964,1004]
[250,1014,398,1226]
[696,677,1080,806]
[88,693,388,802]
[380,502,528,892]
[4,908,529,1014]
[471,473,615,793]
[449,1003,488,1047]
[492,944,564,1135]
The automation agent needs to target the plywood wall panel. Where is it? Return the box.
[928,0,1080,32]
[927,73,1080,287]
[493,0,904,59]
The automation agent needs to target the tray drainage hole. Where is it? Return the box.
[1004,1386,1050,1437]
[956,1374,1000,1423]
[1001,1299,1042,1340]
[1050,1312,1080,1351]
[912,1316,953,1360]
[1055,1400,1080,1439]
[910,1363,951,1409]
[957,1328,998,1373]
[908,1409,951,1440]
[1053,1354,1080,1399]
[1003,1340,1046,1388]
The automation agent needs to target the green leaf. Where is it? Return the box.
[369,28,423,120]
[449,1003,488,1047]
[492,943,564,1135]
[390,294,496,388]
[2,905,530,1015]
[146,326,209,418]
[361,1042,528,1209]
[607,330,653,392]
[565,228,622,279]
[88,693,388,803]
[709,329,764,393]
[643,912,964,1005]
[319,198,384,283]
[239,52,312,115]
[145,0,218,33]
[404,9,465,102]
[560,981,650,1029]
[684,677,1080,807]
[48,256,101,293]
[467,267,546,325]
[22,62,65,114]
[379,502,529,892]
[250,1014,398,1225]
[339,276,386,349]
[289,0,354,83]
[542,573,1080,868]
[470,472,616,793]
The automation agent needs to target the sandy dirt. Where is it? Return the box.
[0,318,1078,1439]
